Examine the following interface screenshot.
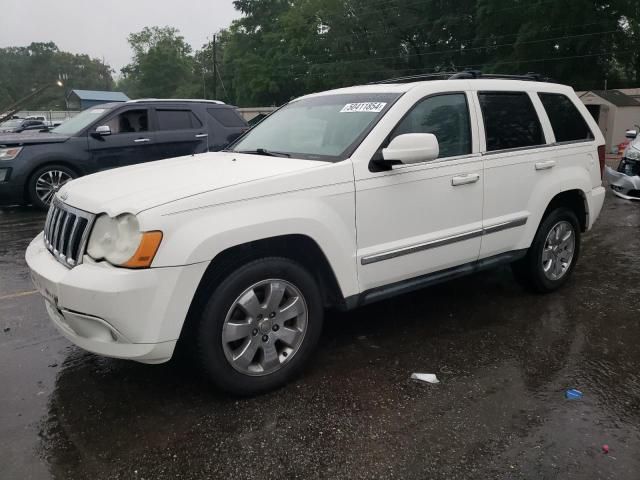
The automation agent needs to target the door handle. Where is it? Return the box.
[535,160,555,170]
[134,138,150,143]
[195,133,208,138]
[451,173,480,186]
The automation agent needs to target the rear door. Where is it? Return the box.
[87,107,157,170]
[475,90,552,259]
[152,106,209,158]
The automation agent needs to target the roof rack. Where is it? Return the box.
[369,70,552,84]
[368,72,455,84]
[127,98,225,104]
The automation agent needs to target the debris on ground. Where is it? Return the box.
[565,389,583,400]
[3,327,10,333]
[602,444,609,454]
[410,373,440,384]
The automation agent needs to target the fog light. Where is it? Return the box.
[0,168,9,182]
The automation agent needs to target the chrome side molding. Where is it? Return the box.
[361,216,528,265]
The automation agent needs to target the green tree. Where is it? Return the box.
[215,0,639,105]
[0,42,114,111]
[119,26,196,98]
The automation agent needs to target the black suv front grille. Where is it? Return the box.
[43,198,95,268]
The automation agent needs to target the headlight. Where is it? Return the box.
[0,147,22,161]
[87,213,162,268]
[625,147,640,161]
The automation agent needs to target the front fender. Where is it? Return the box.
[148,184,359,298]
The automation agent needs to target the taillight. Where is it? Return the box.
[597,145,606,179]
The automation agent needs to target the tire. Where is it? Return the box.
[195,257,324,396]
[512,207,581,293]
[28,164,77,210]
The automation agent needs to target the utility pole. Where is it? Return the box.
[102,55,108,90]
[212,34,217,100]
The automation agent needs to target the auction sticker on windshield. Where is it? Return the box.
[340,102,387,113]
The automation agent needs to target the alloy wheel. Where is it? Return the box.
[35,169,73,206]
[221,279,308,376]
[541,220,575,281]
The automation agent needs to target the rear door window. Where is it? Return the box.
[157,109,202,130]
[207,108,247,127]
[478,92,544,151]
[538,93,594,143]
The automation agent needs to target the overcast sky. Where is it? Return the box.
[0,0,241,73]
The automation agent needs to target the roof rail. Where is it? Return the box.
[368,72,456,84]
[127,98,225,104]
[451,71,552,82]
[370,70,553,84]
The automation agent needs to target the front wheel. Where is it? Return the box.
[512,207,581,293]
[27,165,76,210]
[195,257,324,396]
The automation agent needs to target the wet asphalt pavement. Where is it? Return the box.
[1,192,639,480]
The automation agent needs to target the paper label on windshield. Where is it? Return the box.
[89,108,105,114]
[340,102,387,113]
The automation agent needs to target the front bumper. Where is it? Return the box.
[25,233,208,363]
[605,166,640,201]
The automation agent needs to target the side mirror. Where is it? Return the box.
[94,125,111,136]
[382,133,439,165]
[625,129,637,140]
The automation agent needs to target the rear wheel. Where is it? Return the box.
[28,165,76,210]
[512,207,580,293]
[195,257,323,395]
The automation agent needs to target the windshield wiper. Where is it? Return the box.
[236,148,291,158]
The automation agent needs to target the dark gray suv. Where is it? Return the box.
[0,99,248,209]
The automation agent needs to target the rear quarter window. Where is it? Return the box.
[538,93,594,143]
[478,91,544,151]
[207,108,247,128]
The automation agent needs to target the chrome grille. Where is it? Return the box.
[43,197,95,268]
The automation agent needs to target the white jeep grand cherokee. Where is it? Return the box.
[26,75,606,395]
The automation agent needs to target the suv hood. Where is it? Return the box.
[0,131,69,146]
[59,151,325,215]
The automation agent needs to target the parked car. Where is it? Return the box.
[26,73,606,395]
[0,118,48,133]
[25,115,56,128]
[605,128,640,200]
[0,99,248,209]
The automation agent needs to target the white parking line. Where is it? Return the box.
[0,290,38,301]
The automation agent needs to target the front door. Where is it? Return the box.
[355,92,483,292]
[88,107,156,170]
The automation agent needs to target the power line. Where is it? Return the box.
[293,19,622,62]
[295,29,622,68]
[293,49,632,79]
[233,11,623,63]
[224,29,623,78]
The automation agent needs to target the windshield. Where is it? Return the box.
[52,107,112,135]
[230,93,400,161]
